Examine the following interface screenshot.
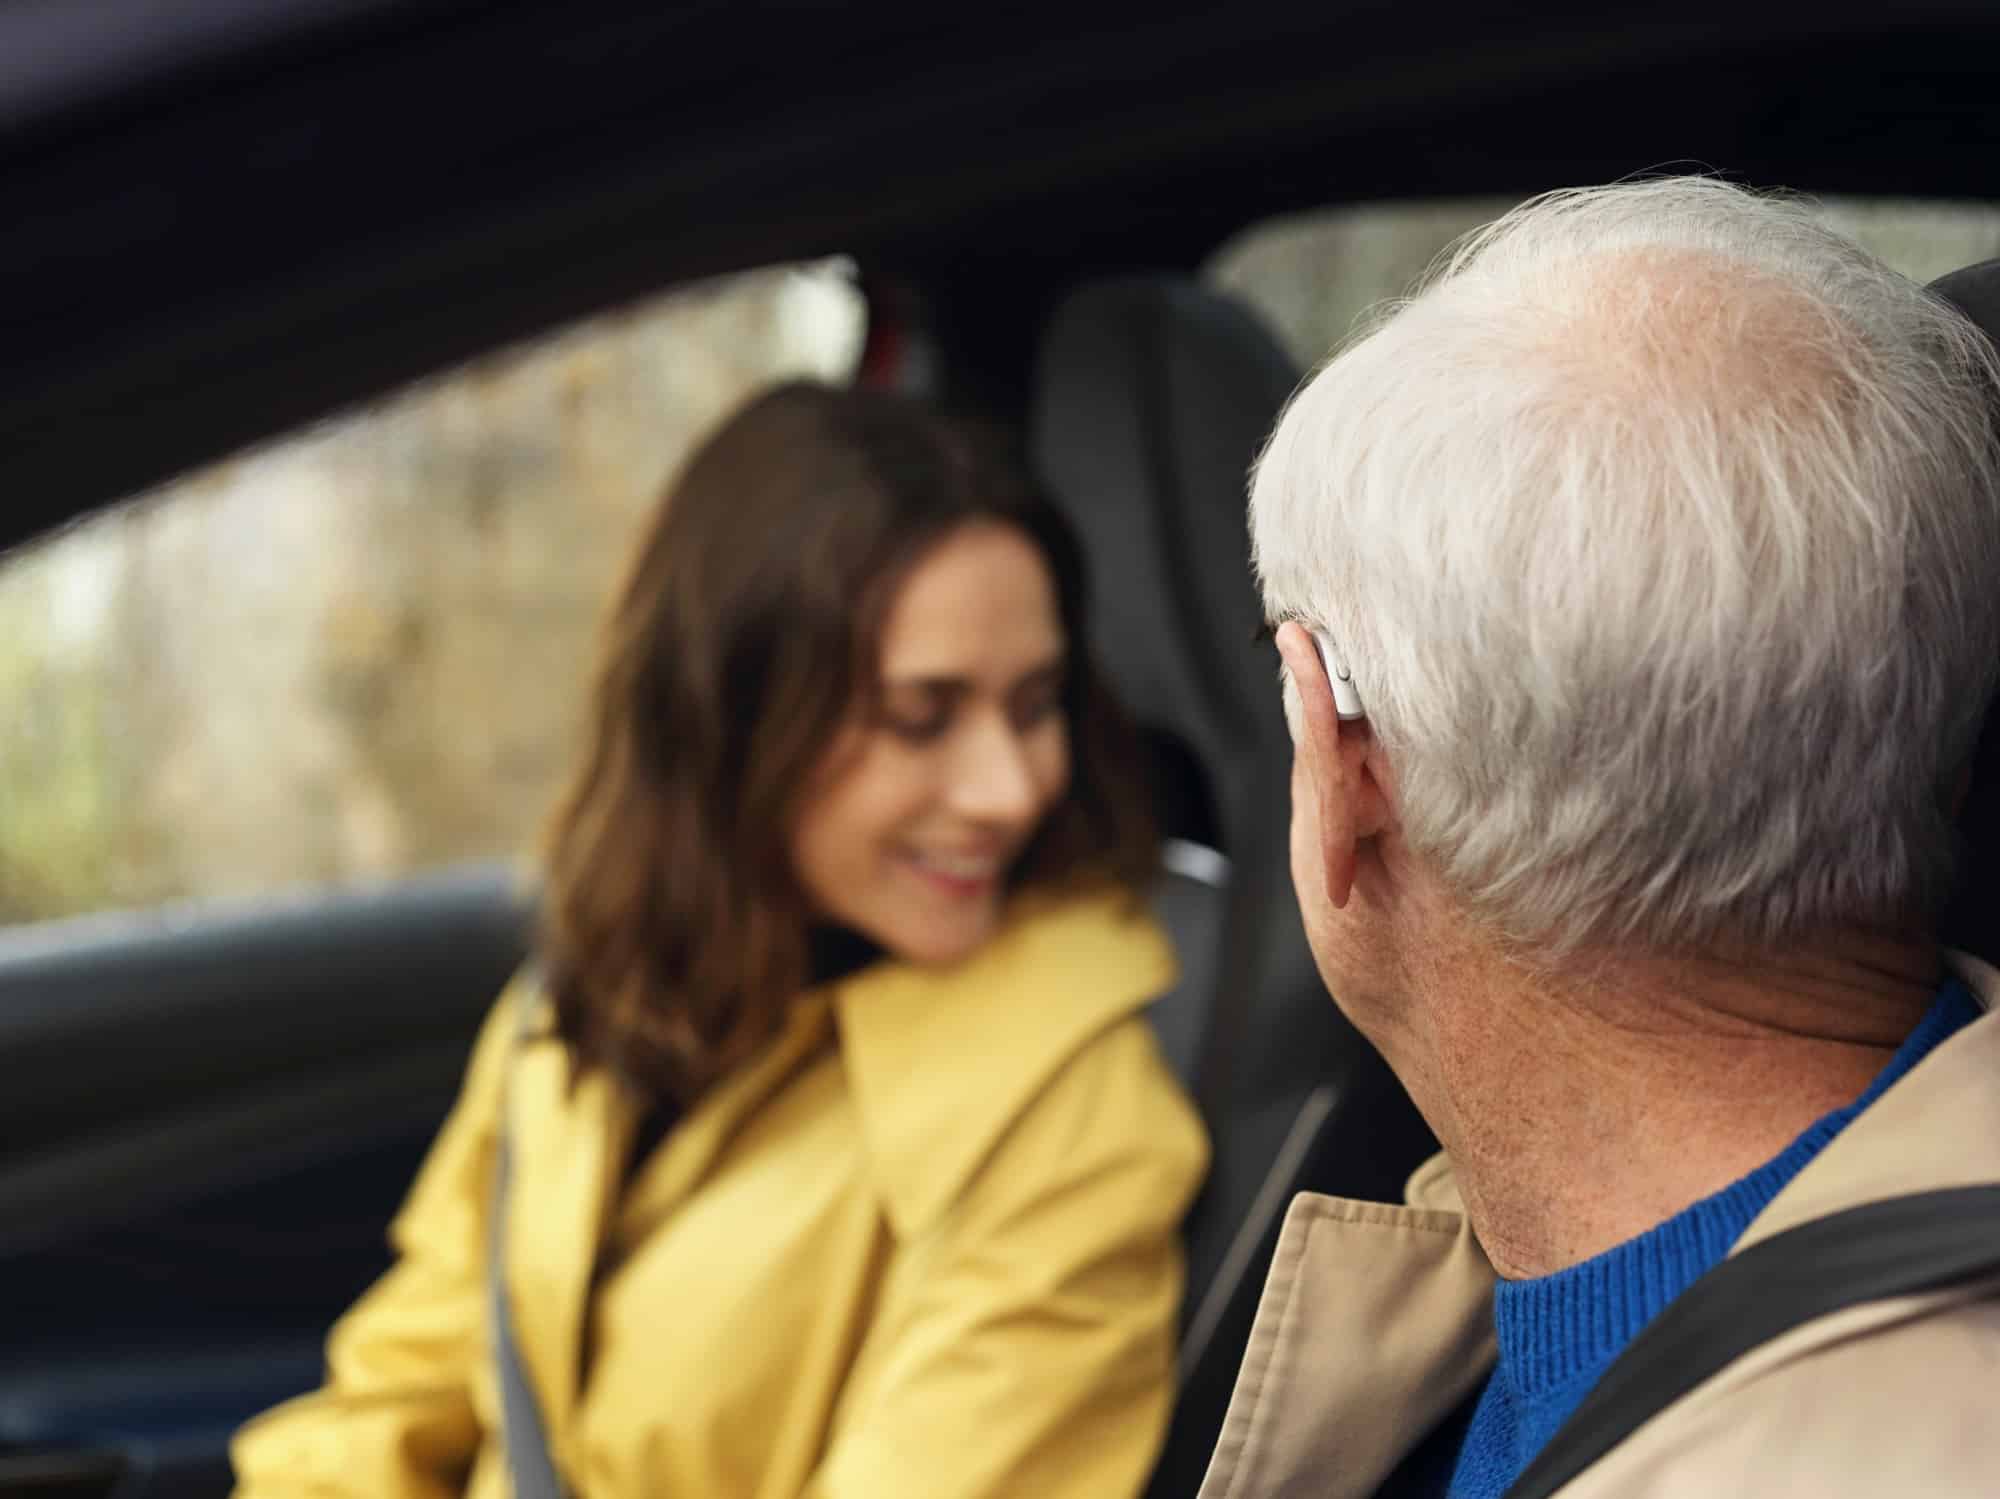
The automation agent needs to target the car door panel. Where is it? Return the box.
[0,864,530,1494]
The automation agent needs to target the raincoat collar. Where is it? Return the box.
[502,881,1174,1448]
[832,881,1176,1237]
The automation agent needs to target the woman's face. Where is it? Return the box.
[791,521,1073,967]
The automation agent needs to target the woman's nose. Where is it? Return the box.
[947,715,1042,826]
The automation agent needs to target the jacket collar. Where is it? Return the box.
[1200,1171,1496,1499]
[501,882,1172,1452]
[832,881,1176,1237]
[1197,952,2000,1499]
[499,978,841,1454]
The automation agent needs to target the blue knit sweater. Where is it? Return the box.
[1444,978,1981,1499]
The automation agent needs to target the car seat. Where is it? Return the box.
[1931,257,2000,969]
[1030,277,1439,1494]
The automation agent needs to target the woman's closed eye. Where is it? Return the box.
[879,699,953,743]
[877,664,1065,744]
[1010,668,1066,729]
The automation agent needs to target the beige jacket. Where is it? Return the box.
[1198,953,2000,1499]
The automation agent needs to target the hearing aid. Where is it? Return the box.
[1310,629,1367,722]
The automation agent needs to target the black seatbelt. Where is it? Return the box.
[1500,1183,2000,1499]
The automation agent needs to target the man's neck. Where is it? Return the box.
[1410,928,1942,1280]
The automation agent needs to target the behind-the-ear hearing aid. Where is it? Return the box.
[1309,629,1367,722]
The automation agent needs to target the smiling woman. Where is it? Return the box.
[793,521,1077,966]
[540,381,1159,1105]
[231,381,1205,1499]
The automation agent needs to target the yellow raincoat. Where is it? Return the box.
[232,886,1208,1498]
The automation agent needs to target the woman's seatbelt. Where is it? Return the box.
[489,987,573,1499]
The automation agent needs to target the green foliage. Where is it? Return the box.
[0,574,164,922]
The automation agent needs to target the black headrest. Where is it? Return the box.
[1031,278,1302,847]
[1932,258,2000,342]
[1929,259,2000,961]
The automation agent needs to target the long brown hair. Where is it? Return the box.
[540,382,1157,1108]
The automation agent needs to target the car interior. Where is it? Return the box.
[3,4,1999,1497]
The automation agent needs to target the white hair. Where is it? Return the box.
[1252,177,2000,954]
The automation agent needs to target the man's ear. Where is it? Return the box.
[1275,622,1388,909]
[1275,622,1357,908]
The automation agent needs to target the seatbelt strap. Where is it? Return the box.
[1500,1183,2000,1499]
[1189,784,1289,1124]
[489,986,573,1499]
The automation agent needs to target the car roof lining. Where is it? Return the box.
[5,1,2000,547]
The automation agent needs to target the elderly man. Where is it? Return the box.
[1200,178,2000,1499]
